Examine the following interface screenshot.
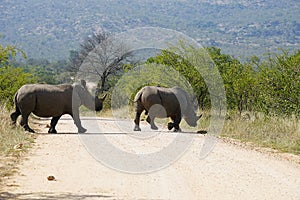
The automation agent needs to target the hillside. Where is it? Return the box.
[0,0,299,60]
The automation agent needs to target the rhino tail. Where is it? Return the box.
[128,98,137,103]
[134,90,143,102]
[133,90,146,113]
[13,91,18,107]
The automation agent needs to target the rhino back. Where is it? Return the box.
[17,84,73,117]
[139,86,161,109]
[157,87,181,116]
[139,86,180,116]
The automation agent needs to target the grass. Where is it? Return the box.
[200,111,300,155]
[102,106,300,155]
[0,104,35,184]
[99,105,134,119]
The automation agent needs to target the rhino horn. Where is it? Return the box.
[197,114,202,120]
[101,93,107,101]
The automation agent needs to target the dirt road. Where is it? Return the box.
[1,117,300,199]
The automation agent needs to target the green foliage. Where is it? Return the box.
[0,44,36,107]
[147,43,300,117]
[2,39,298,117]
[0,44,26,66]
[112,62,193,109]
[147,43,212,109]
[257,50,300,116]
[21,58,73,84]
[0,67,35,106]
[206,47,260,113]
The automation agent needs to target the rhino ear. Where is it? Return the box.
[81,80,87,88]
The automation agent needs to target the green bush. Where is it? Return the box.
[0,44,36,107]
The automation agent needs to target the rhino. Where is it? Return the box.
[133,86,201,132]
[10,80,106,133]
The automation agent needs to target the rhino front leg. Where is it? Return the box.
[168,115,182,132]
[72,110,87,133]
[48,116,61,133]
[146,115,158,130]
[173,115,182,132]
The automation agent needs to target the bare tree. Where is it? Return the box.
[70,30,131,95]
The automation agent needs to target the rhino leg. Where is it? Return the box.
[168,122,181,132]
[167,122,173,130]
[77,127,87,133]
[10,106,21,125]
[134,125,141,131]
[146,115,158,130]
[134,112,142,131]
[72,110,87,133]
[20,113,35,133]
[48,116,61,133]
[169,115,182,132]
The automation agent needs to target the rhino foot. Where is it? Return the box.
[167,122,174,130]
[134,125,141,131]
[174,128,182,132]
[48,128,57,134]
[25,126,35,133]
[151,125,158,130]
[78,127,87,133]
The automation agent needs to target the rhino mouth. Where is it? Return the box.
[184,118,198,127]
[189,123,197,127]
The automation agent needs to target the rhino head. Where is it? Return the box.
[184,113,202,127]
[95,93,107,112]
[177,89,202,127]
[77,80,107,112]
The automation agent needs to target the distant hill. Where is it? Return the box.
[0,0,299,60]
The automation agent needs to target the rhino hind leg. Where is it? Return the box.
[25,126,35,133]
[48,116,61,133]
[10,105,21,125]
[10,111,20,125]
[20,113,35,133]
[134,112,142,131]
[147,104,167,130]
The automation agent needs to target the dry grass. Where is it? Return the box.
[101,107,300,155]
[199,111,300,155]
[99,106,134,119]
[0,104,34,184]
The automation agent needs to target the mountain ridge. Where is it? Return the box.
[0,0,299,60]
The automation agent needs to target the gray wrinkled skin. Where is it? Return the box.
[133,86,201,132]
[10,80,106,133]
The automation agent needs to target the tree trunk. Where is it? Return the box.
[238,94,243,115]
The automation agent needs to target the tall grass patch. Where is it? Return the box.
[220,112,300,155]
[0,105,34,183]
[100,107,300,155]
